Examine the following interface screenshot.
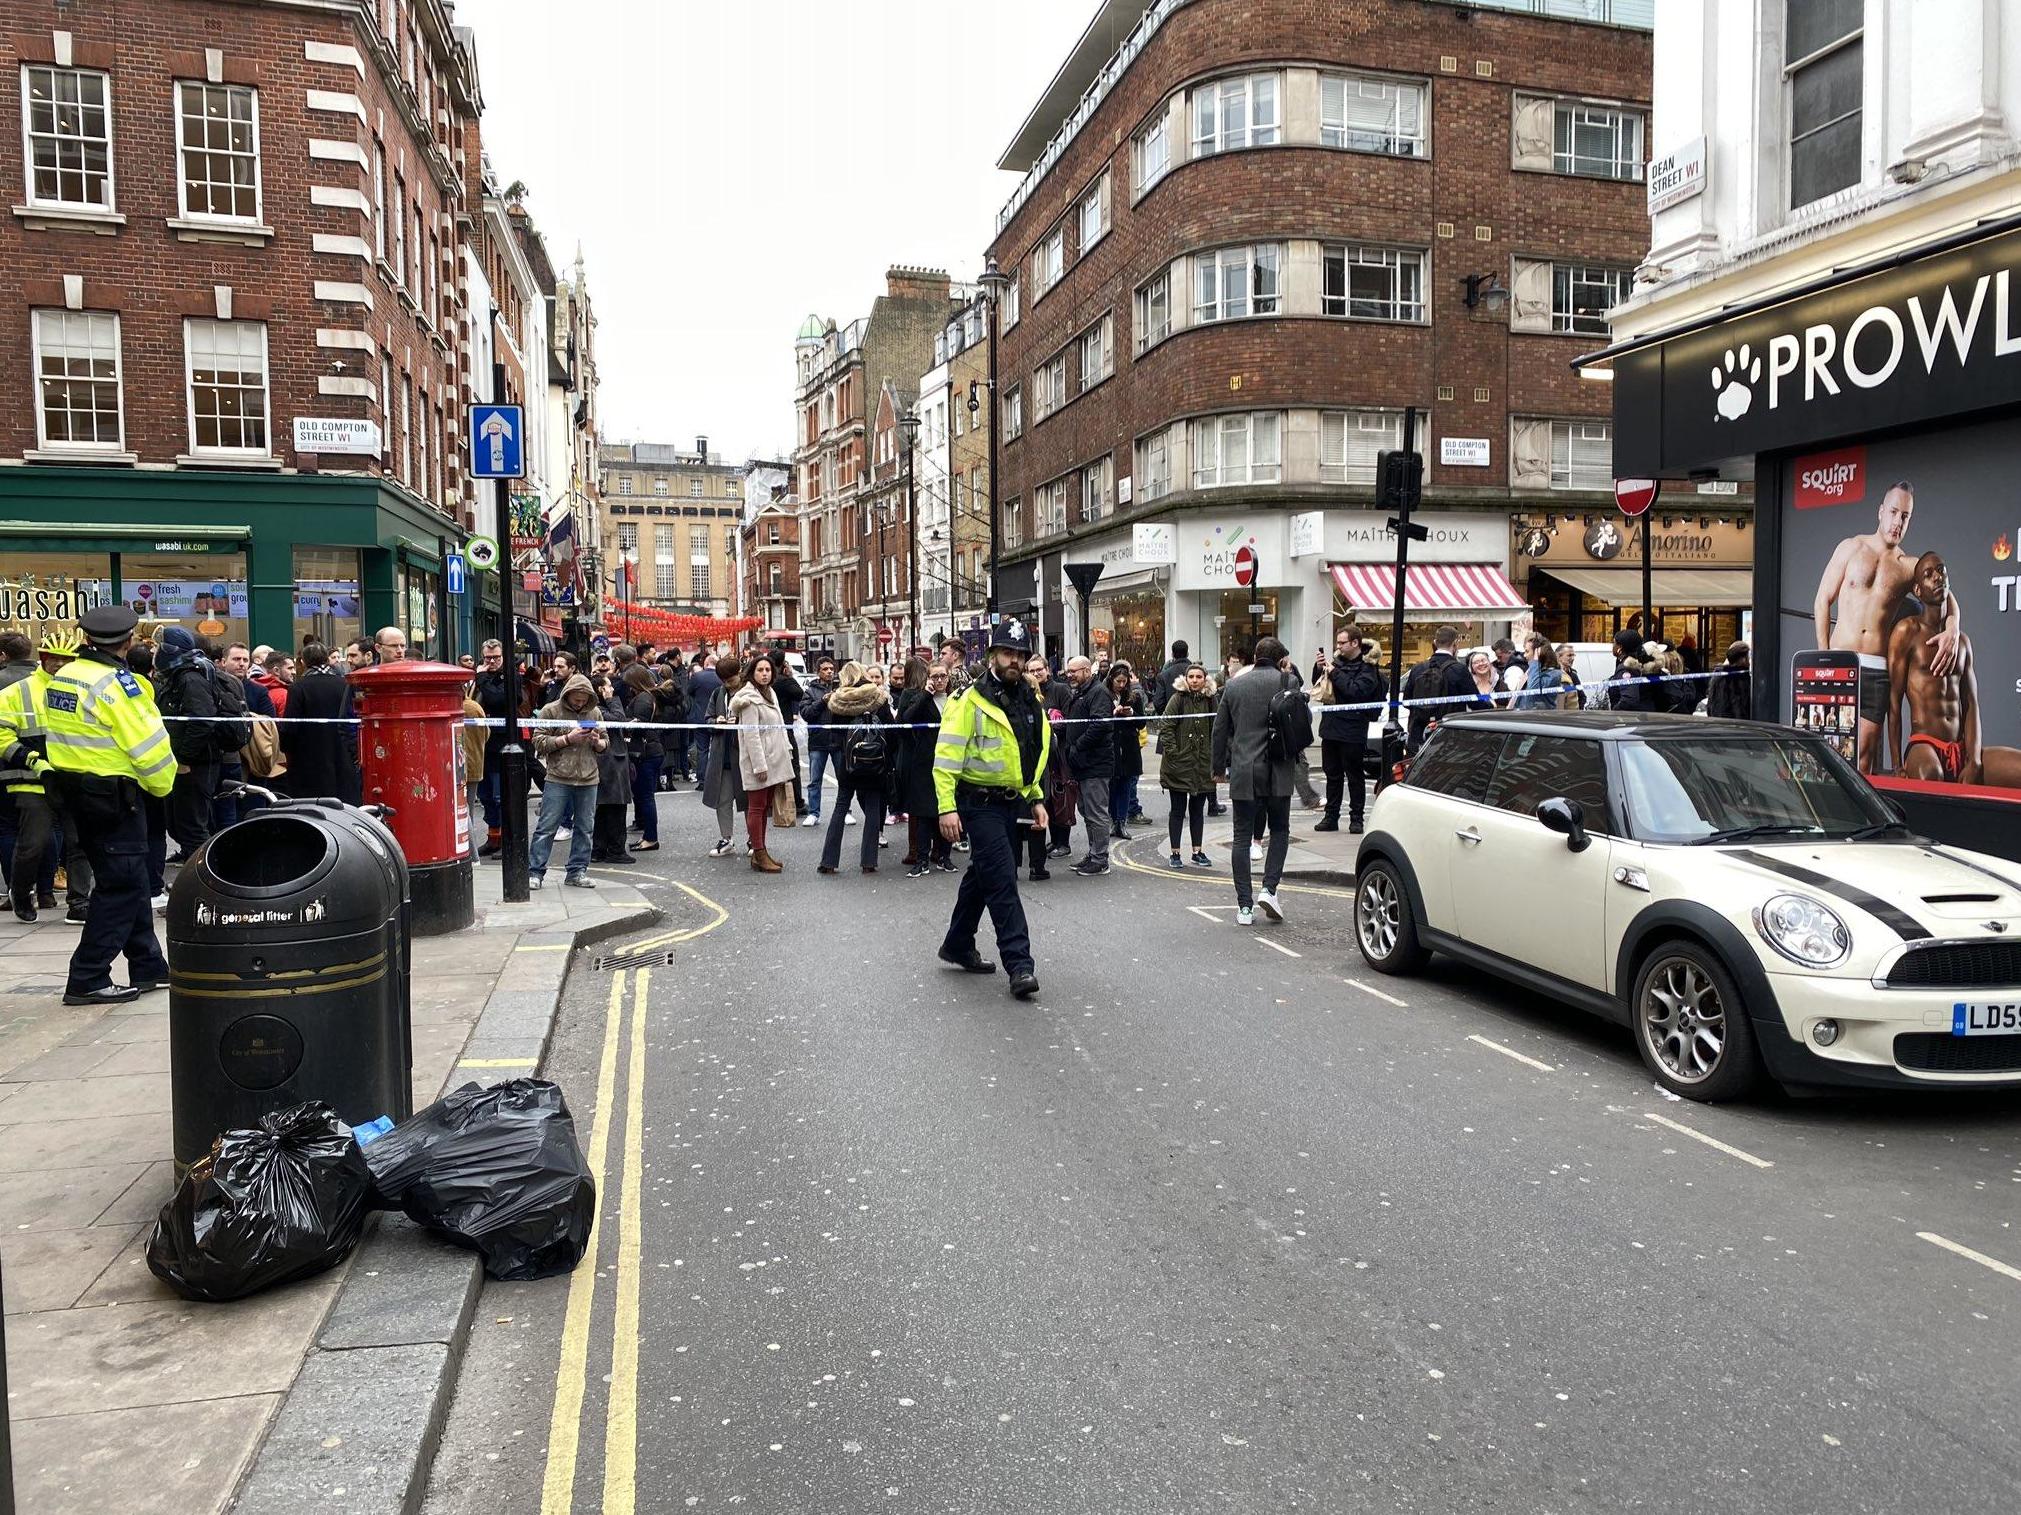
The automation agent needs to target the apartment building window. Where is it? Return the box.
[31,309,123,451]
[1078,457,1113,524]
[690,524,711,600]
[1321,73,1426,157]
[1133,114,1171,193]
[647,476,665,495]
[1036,229,1064,294]
[397,375,411,481]
[372,140,386,259]
[1322,245,1427,322]
[391,176,406,284]
[184,319,270,456]
[1078,315,1113,390]
[617,474,634,495]
[690,479,703,497]
[1004,385,1023,440]
[23,65,113,210]
[655,524,676,597]
[176,82,260,222]
[1034,354,1067,421]
[1135,271,1171,353]
[1192,412,1280,488]
[1078,178,1109,254]
[1035,479,1067,537]
[1195,244,1280,323]
[1191,73,1279,157]
[1135,429,1171,501]
[1320,410,1402,484]
[416,392,429,499]
[767,521,782,545]
[769,564,783,595]
[1551,264,1633,336]
[410,201,423,297]
[1554,102,1644,180]
[1551,420,1613,490]
[1002,496,1023,551]
[1788,0,1863,208]
[617,523,637,557]
[1003,271,1021,328]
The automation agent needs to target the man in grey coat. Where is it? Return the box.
[1212,636,1301,926]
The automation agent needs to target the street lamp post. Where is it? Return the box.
[976,257,1012,621]
[898,408,921,657]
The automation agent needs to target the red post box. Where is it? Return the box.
[349,661,476,934]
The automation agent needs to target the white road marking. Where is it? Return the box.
[1466,1034,1556,1073]
[1342,977,1408,1007]
[1255,937,1303,959]
[1918,1231,2021,1284]
[1187,905,1233,924]
[1642,1110,1773,1169]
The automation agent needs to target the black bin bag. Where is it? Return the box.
[147,1102,373,1302]
[363,1079,595,1280]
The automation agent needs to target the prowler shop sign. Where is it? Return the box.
[1612,225,2021,477]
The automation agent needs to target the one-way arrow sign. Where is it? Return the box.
[469,404,525,479]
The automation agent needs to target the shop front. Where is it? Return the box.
[1513,512,1753,661]
[0,467,467,659]
[1603,217,2021,857]
[1309,508,1527,671]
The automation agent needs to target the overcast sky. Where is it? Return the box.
[456,0,1095,464]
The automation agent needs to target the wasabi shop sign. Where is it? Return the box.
[1612,225,2021,476]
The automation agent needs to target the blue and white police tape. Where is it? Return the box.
[155,666,1734,729]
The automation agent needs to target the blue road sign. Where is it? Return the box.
[469,404,525,479]
[445,552,467,596]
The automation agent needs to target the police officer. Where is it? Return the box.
[933,619,1050,1000]
[0,628,95,923]
[43,606,177,1006]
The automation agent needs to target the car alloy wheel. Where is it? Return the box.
[1358,870,1401,960]
[1640,954,1726,1084]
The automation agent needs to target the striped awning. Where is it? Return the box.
[1328,562,1528,620]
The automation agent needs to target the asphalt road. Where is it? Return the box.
[422,783,2021,1515]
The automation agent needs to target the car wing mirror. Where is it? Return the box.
[1536,796,1592,853]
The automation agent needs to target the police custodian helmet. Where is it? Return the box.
[987,617,1032,655]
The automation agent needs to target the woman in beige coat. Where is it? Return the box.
[731,652,795,872]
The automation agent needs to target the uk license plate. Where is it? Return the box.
[1952,1002,2021,1036]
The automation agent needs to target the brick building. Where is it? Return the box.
[793,268,964,664]
[0,0,494,658]
[862,379,918,657]
[983,0,1713,673]
[599,439,743,624]
[740,475,800,639]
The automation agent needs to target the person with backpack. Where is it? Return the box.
[816,661,890,875]
[1062,655,1116,876]
[1314,629,1386,834]
[152,626,243,859]
[1402,623,1476,755]
[1212,637,1308,926]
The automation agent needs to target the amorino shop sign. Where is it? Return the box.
[1612,224,2021,477]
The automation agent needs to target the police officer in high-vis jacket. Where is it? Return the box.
[933,618,1051,1000]
[43,606,177,1005]
[0,627,95,923]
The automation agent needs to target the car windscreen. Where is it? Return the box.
[1616,736,1891,844]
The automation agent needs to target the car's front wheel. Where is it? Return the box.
[1631,940,1761,1102]
[1355,857,1429,975]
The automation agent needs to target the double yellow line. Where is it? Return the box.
[540,881,729,1514]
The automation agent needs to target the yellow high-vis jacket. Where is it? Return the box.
[43,652,177,798]
[932,682,1050,814]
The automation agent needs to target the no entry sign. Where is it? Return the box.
[1613,478,1661,517]
[1233,544,1257,587]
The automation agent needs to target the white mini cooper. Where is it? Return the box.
[1353,712,2021,1101]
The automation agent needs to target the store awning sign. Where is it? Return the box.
[1612,224,2021,476]
[1329,561,1527,619]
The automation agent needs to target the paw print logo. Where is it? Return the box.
[1711,344,1761,422]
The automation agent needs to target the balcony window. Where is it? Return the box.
[1195,244,1281,324]
[1322,245,1426,322]
[1191,73,1280,157]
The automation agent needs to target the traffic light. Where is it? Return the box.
[1376,449,1423,512]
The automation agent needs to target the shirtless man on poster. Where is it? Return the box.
[1885,552,2021,788]
[1812,481,1959,772]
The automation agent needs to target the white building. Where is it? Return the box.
[1601,0,2021,853]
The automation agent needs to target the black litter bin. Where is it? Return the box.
[167,799,413,1171]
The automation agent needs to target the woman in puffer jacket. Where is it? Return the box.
[817,661,893,876]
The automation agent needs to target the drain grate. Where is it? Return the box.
[593,947,679,973]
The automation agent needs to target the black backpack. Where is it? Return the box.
[842,714,888,779]
[205,664,253,757]
[1263,673,1313,763]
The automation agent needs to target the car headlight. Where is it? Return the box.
[1752,893,1851,969]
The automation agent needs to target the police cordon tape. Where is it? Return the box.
[153,667,1737,729]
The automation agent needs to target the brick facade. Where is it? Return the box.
[2,0,481,526]
[983,0,1676,659]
